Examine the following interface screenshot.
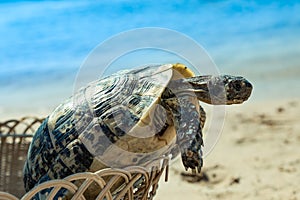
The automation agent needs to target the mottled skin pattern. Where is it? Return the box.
[23,63,252,199]
[162,97,204,173]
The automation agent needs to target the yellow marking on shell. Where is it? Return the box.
[157,125,176,146]
[33,138,40,147]
[48,98,73,132]
[59,123,72,134]
[140,113,151,126]
[139,99,164,127]
[172,63,195,78]
[113,126,176,153]
[134,63,195,135]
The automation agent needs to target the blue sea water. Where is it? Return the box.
[0,0,300,117]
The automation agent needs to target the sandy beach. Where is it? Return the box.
[155,99,300,200]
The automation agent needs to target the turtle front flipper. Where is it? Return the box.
[163,96,203,173]
[177,97,203,173]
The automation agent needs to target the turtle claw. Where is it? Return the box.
[192,168,196,174]
[197,164,202,174]
[181,149,203,174]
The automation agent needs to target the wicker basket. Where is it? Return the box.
[0,117,169,200]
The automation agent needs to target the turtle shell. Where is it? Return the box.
[23,63,196,192]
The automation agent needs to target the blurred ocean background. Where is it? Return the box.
[0,0,299,117]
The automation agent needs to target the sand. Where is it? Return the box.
[155,99,300,200]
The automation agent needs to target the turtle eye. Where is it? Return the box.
[233,82,242,91]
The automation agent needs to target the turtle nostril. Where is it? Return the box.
[245,81,252,89]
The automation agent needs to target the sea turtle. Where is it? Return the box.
[23,63,252,196]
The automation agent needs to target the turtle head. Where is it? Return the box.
[219,75,253,104]
[178,75,253,105]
